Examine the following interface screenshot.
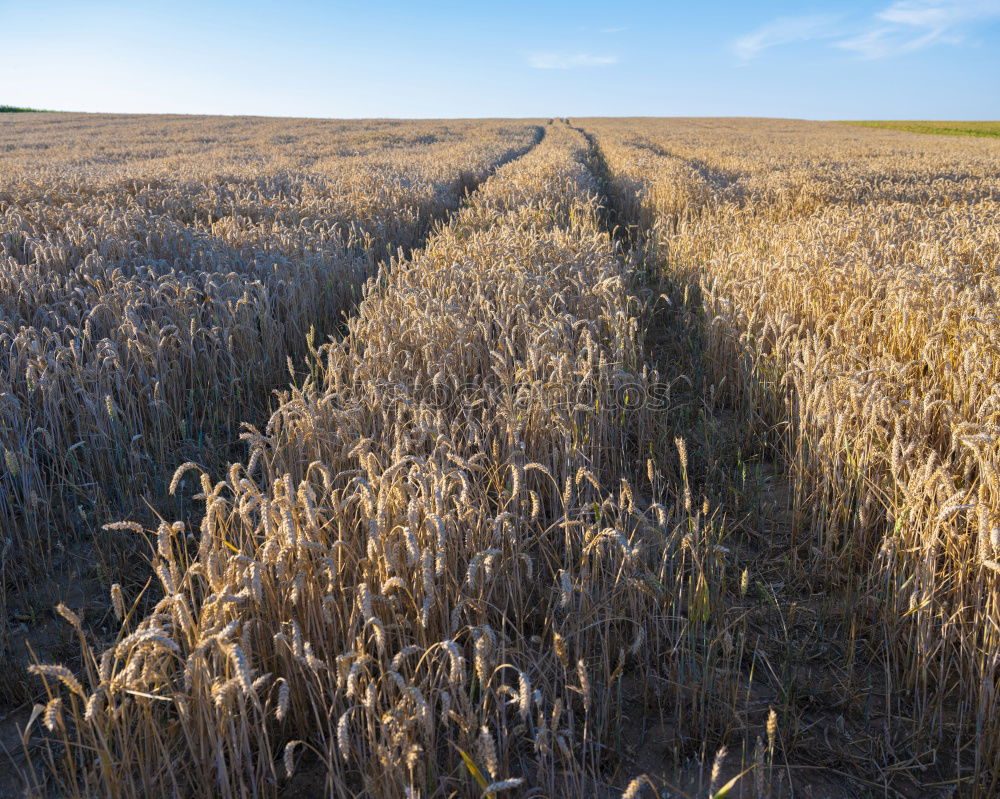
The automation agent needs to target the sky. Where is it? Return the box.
[1,0,998,118]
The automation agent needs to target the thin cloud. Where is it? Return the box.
[836,25,953,57]
[527,52,618,69]
[837,0,1000,58]
[733,14,841,60]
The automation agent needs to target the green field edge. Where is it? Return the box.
[0,105,53,113]
[839,120,1000,138]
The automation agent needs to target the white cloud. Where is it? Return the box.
[836,25,951,57]
[527,52,618,69]
[879,0,999,26]
[837,0,1000,58]
[733,14,841,60]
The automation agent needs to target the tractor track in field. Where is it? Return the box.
[572,121,947,799]
[5,118,948,798]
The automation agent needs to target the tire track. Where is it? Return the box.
[573,121,935,799]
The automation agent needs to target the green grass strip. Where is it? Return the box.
[840,120,1000,139]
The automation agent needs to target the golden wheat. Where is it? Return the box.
[0,114,539,673]
[25,119,728,798]
[20,114,999,797]
[587,116,1000,796]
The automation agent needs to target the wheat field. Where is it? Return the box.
[2,113,999,798]
[0,113,538,683]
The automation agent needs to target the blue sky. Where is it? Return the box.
[2,0,998,118]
